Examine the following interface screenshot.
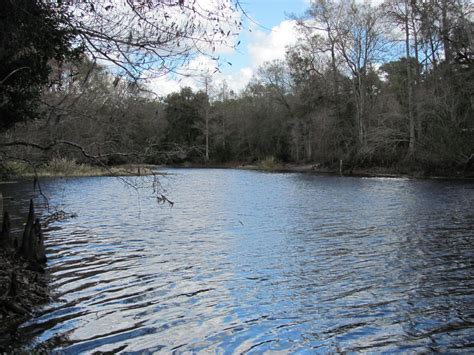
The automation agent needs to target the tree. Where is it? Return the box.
[162,87,206,161]
[302,0,387,151]
[287,33,353,163]
[384,0,419,157]
[0,0,79,130]
[198,74,213,162]
[1,0,243,175]
[61,0,241,79]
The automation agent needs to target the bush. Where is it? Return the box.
[257,156,282,170]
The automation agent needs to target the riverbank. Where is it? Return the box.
[0,250,50,352]
[164,161,474,180]
[2,160,158,180]
[0,201,50,352]
[3,158,471,181]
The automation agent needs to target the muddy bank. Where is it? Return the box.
[0,201,49,352]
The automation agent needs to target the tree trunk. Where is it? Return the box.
[205,113,209,162]
[353,79,365,148]
[204,76,210,163]
[441,0,452,63]
[405,0,416,157]
[411,8,422,142]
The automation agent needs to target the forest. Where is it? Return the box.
[1,1,474,352]
[1,0,473,178]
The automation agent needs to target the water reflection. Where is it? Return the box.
[2,170,473,353]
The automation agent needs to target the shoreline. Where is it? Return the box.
[0,201,50,352]
[161,162,474,180]
[0,251,50,352]
[2,162,472,181]
[2,163,158,179]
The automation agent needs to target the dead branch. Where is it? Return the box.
[0,67,30,86]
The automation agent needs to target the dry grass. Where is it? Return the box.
[256,156,283,171]
[4,159,156,178]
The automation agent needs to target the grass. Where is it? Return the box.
[42,158,103,176]
[3,158,155,178]
[256,156,283,171]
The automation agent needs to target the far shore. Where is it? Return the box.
[2,160,472,181]
[161,162,474,180]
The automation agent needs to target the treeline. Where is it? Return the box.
[2,0,473,176]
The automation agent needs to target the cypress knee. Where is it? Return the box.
[8,271,18,298]
[20,200,36,260]
[1,211,13,249]
[20,200,46,263]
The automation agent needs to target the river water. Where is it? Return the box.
[3,169,474,353]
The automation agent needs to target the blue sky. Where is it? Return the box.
[219,0,309,75]
[149,0,311,96]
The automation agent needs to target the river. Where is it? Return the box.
[3,169,474,353]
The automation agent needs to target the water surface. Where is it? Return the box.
[4,169,474,353]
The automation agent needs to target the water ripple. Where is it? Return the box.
[2,170,474,352]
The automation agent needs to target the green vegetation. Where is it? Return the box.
[0,0,473,178]
[2,159,156,179]
[0,0,79,131]
[256,157,284,171]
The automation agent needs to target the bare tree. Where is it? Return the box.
[58,0,242,80]
[302,0,387,150]
[384,0,417,157]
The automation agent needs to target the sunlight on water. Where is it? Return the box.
[4,170,474,353]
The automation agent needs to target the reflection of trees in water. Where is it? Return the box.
[393,182,474,350]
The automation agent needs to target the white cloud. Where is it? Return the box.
[145,55,215,97]
[146,76,181,98]
[146,56,253,97]
[143,1,390,96]
[144,16,303,96]
[215,67,254,94]
[71,0,240,79]
[247,20,299,68]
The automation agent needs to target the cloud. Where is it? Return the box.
[146,55,253,97]
[144,0,392,96]
[146,18,300,96]
[247,20,299,68]
[146,76,182,97]
[304,0,385,5]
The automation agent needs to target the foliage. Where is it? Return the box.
[257,156,283,171]
[1,0,473,177]
[164,87,206,150]
[0,0,80,130]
